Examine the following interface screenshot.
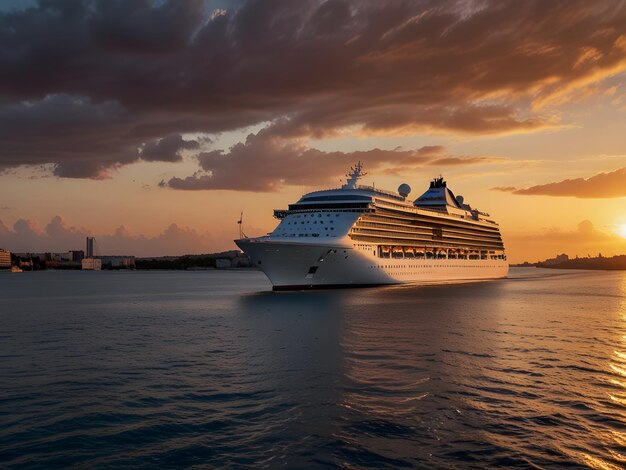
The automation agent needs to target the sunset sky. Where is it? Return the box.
[1,0,626,262]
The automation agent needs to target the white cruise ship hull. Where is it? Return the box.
[236,237,508,290]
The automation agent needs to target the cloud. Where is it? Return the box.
[160,131,506,191]
[140,134,200,162]
[0,0,625,178]
[428,156,507,166]
[0,215,232,256]
[0,94,207,178]
[492,167,626,198]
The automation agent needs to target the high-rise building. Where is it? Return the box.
[86,237,95,258]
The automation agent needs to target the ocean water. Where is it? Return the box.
[1,268,626,469]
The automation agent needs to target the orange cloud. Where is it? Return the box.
[492,167,626,198]
[161,131,509,191]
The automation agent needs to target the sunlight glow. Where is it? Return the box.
[618,224,626,239]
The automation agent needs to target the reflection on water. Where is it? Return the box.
[600,277,626,470]
[2,268,626,468]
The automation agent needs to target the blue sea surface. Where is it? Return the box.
[1,268,626,468]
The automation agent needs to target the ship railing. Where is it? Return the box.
[350,232,504,250]
[301,185,404,201]
[354,221,503,241]
[355,185,405,200]
[375,200,499,225]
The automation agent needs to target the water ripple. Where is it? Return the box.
[2,268,626,467]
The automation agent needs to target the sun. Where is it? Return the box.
[619,224,626,239]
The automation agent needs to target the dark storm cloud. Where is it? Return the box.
[492,167,626,198]
[1,0,625,179]
[0,93,208,178]
[160,131,508,191]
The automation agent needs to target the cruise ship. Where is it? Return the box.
[235,163,508,290]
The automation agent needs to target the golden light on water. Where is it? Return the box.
[609,363,626,377]
[579,452,623,470]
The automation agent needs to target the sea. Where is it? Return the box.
[1,268,626,469]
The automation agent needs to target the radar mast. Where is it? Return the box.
[342,161,367,189]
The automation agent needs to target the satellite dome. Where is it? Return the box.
[456,195,464,204]
[398,183,411,197]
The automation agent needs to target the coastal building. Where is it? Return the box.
[81,258,102,270]
[86,237,95,258]
[71,250,84,263]
[18,259,33,270]
[52,252,72,262]
[0,248,11,269]
[99,256,135,269]
[13,252,83,269]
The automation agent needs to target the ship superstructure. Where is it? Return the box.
[236,163,508,290]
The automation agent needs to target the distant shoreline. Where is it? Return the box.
[512,254,626,271]
[8,250,256,271]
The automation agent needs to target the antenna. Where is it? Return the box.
[238,212,247,239]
